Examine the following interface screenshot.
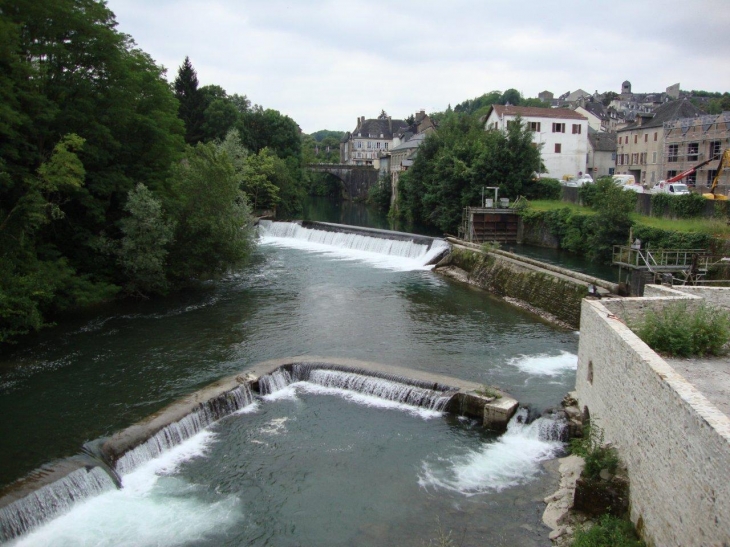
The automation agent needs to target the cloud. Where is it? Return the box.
[108,0,730,133]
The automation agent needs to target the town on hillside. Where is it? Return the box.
[336,81,730,196]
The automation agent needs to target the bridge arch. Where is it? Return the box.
[307,164,380,200]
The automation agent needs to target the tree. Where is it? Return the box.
[241,148,281,211]
[165,143,254,284]
[174,56,206,144]
[602,91,619,106]
[117,183,173,296]
[500,88,522,106]
[586,177,635,261]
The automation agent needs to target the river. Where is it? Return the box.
[0,198,586,546]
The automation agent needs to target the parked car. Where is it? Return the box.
[650,181,691,195]
[612,174,644,193]
[562,174,593,188]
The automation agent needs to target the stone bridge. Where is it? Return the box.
[307,164,380,200]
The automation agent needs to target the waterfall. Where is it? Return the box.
[258,221,449,266]
[114,383,255,475]
[0,465,115,542]
[259,365,455,411]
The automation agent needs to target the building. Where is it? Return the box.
[340,111,409,166]
[483,105,589,179]
[587,130,617,178]
[388,132,427,203]
[615,99,704,187]
[663,112,730,188]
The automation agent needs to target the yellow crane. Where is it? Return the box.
[703,149,730,200]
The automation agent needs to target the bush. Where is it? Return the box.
[524,177,561,200]
[367,174,392,211]
[569,425,619,480]
[634,301,730,357]
[572,515,645,547]
[650,192,707,218]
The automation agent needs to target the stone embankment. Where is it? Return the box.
[435,240,617,329]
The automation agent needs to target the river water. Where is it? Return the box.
[0,199,583,546]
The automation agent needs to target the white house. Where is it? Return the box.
[483,105,589,179]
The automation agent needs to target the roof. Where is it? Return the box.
[351,117,408,139]
[487,105,588,121]
[588,131,617,152]
[581,101,607,119]
[391,132,427,152]
[565,89,591,102]
[618,99,704,132]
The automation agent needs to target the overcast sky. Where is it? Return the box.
[107,0,730,134]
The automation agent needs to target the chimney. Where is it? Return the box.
[388,116,392,132]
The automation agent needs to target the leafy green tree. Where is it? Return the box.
[602,91,620,106]
[241,148,282,211]
[199,84,240,142]
[586,177,635,261]
[174,56,206,144]
[165,143,254,284]
[500,88,522,105]
[117,183,173,296]
[396,112,541,232]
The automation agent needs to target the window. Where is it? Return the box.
[572,124,581,134]
[552,123,565,133]
[687,172,697,186]
[640,152,646,165]
[652,151,657,164]
[651,171,656,183]
[529,122,541,132]
[384,142,388,150]
[609,167,615,175]
[654,132,658,141]
[708,170,717,186]
[668,144,678,163]
[644,134,648,142]
[710,141,722,158]
[634,135,638,144]
[667,170,677,179]
[611,152,616,161]
[357,141,362,149]
[688,142,699,162]
[367,141,372,149]
[376,142,381,149]
[631,153,638,165]
[554,143,562,153]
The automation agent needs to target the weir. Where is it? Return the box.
[258,220,450,266]
[0,357,518,541]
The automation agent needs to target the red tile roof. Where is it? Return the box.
[489,105,587,120]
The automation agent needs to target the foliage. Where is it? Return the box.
[395,112,541,232]
[165,143,254,285]
[650,192,706,219]
[367,175,392,212]
[601,92,619,106]
[240,148,282,211]
[585,178,635,261]
[634,301,730,357]
[569,425,619,480]
[571,515,645,547]
[475,385,501,399]
[480,241,501,253]
[630,225,712,251]
[174,56,206,144]
[453,89,549,118]
[116,183,173,296]
[310,129,345,143]
[524,178,561,201]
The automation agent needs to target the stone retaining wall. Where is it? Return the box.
[441,246,589,328]
[576,296,730,546]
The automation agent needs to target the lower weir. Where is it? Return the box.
[0,357,519,542]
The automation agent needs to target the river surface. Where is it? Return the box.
[0,198,585,546]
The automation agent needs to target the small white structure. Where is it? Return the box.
[483,105,589,180]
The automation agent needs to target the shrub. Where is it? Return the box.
[572,515,645,547]
[569,425,619,480]
[524,177,561,200]
[651,192,707,219]
[367,174,392,212]
[634,301,730,357]
[578,182,599,207]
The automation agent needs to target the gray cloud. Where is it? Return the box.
[109,0,730,133]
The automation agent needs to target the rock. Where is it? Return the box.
[599,468,613,481]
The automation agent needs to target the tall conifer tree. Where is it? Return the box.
[174,56,206,144]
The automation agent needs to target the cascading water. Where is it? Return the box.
[0,466,115,542]
[257,221,449,268]
[115,384,255,475]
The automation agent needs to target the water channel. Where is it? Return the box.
[0,198,589,546]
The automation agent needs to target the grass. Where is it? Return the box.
[572,515,645,547]
[475,385,502,399]
[569,425,619,480]
[630,214,730,237]
[633,301,730,357]
[529,199,730,237]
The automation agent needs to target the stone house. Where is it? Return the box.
[615,99,704,187]
[483,105,589,179]
[587,130,617,178]
[340,111,409,167]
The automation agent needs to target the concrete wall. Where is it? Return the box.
[576,295,730,546]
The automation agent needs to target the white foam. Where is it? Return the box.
[11,431,241,547]
[297,382,444,420]
[258,222,448,272]
[508,351,578,376]
[418,410,564,495]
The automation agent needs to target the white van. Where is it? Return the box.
[612,174,643,193]
[651,181,691,195]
